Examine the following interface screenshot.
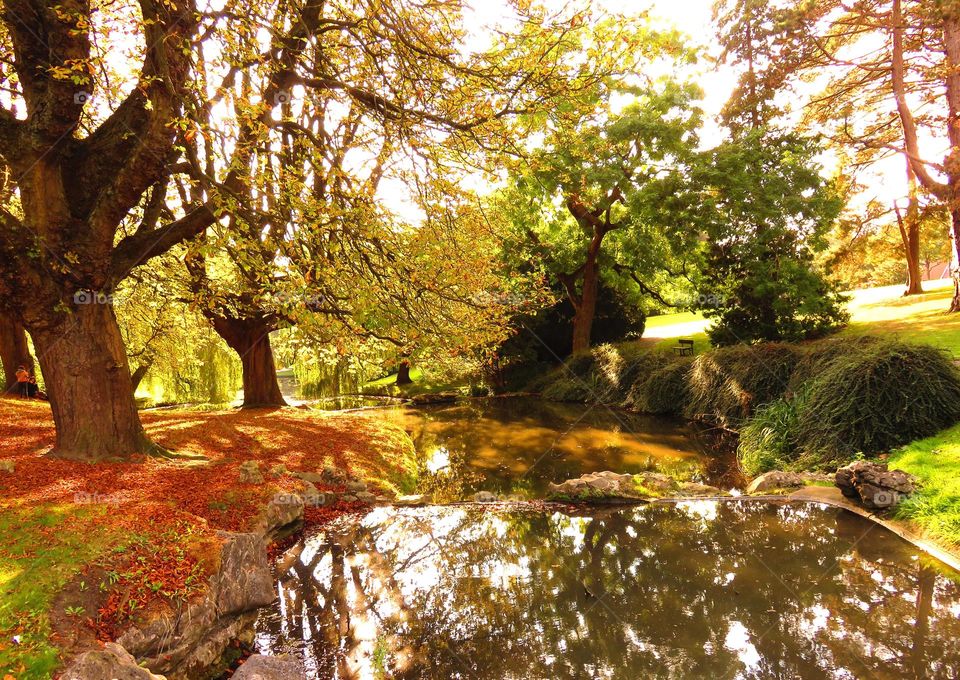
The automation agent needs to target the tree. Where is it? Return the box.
[0,0,212,459]
[686,131,848,345]
[716,0,960,307]
[0,313,33,391]
[0,0,627,458]
[500,70,704,353]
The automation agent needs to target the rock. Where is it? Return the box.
[394,494,429,506]
[548,471,644,500]
[472,491,498,503]
[355,491,377,503]
[339,494,358,503]
[678,482,723,497]
[233,654,306,680]
[117,531,277,678]
[299,482,331,508]
[61,642,165,680]
[321,465,348,484]
[410,392,459,406]
[0,459,14,473]
[292,471,324,484]
[252,493,304,539]
[835,461,917,510]
[238,461,264,485]
[746,471,806,494]
[268,464,288,477]
[633,472,675,493]
[345,479,367,493]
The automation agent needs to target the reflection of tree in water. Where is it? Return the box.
[256,502,960,679]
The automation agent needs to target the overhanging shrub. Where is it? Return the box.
[684,343,800,428]
[626,357,693,415]
[787,335,885,393]
[539,343,653,404]
[794,341,960,463]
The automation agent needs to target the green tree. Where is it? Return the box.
[500,71,704,353]
[688,131,848,345]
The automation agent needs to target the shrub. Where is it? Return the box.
[627,358,693,415]
[684,343,800,428]
[786,335,885,393]
[539,344,653,404]
[794,341,960,463]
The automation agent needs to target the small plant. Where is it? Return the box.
[65,605,85,617]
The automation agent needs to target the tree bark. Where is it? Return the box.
[895,160,924,295]
[130,361,152,392]
[0,314,34,391]
[28,303,151,460]
[571,254,600,354]
[211,317,286,408]
[396,360,413,385]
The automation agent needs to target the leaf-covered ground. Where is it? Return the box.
[0,399,418,679]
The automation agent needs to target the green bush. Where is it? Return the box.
[786,335,884,393]
[794,341,960,463]
[539,344,653,404]
[684,343,800,428]
[626,358,693,415]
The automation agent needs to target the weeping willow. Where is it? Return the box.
[140,333,241,405]
[293,348,370,399]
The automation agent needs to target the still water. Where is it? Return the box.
[256,502,960,679]
[357,398,740,500]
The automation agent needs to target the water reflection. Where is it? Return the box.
[256,502,960,679]
[359,398,739,500]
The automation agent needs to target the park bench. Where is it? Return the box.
[673,338,695,356]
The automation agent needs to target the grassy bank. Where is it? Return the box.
[0,399,417,679]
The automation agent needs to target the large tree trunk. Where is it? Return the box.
[396,360,413,385]
[28,303,151,460]
[0,314,34,392]
[569,228,605,354]
[211,317,286,408]
[571,258,599,354]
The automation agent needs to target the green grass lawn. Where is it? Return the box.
[890,423,960,547]
[643,280,960,357]
[842,281,960,357]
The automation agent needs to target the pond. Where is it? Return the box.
[255,501,960,679]
[355,397,741,501]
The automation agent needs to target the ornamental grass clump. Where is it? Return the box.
[794,341,960,463]
[541,343,654,404]
[738,388,808,474]
[626,358,693,415]
[684,343,800,428]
